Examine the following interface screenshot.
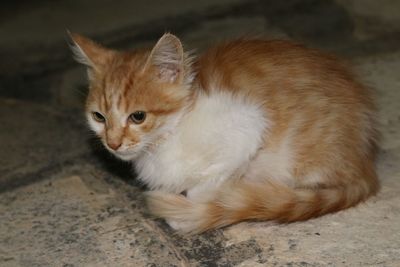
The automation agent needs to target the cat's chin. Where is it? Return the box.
[112,151,139,161]
[107,149,140,161]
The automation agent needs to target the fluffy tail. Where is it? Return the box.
[146,174,378,233]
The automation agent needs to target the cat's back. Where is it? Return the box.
[194,38,376,157]
[195,39,364,101]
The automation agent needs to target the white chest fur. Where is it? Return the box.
[134,91,268,200]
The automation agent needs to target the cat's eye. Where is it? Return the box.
[92,112,105,123]
[129,111,146,124]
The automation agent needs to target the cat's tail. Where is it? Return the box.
[146,171,378,234]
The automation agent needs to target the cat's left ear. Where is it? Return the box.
[144,33,185,84]
[68,32,113,78]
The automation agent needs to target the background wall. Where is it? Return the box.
[1,0,400,108]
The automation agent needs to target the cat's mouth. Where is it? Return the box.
[113,150,137,160]
[110,145,142,161]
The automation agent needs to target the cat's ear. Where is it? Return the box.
[144,33,185,84]
[69,32,112,76]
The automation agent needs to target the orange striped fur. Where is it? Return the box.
[71,33,379,233]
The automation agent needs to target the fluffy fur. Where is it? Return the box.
[71,33,379,233]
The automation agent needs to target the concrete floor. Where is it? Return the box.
[1,1,400,266]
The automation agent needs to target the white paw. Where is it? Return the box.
[166,219,193,232]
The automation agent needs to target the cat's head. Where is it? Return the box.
[70,33,194,160]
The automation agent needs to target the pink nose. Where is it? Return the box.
[107,142,121,150]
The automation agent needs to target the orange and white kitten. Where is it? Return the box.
[71,33,379,233]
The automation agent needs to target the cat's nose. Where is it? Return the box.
[107,141,122,151]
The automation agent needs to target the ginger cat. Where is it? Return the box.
[71,33,379,233]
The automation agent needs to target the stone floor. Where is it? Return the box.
[1,1,400,266]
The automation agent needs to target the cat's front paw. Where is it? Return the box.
[145,190,201,233]
[166,219,193,232]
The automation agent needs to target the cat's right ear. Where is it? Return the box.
[143,33,185,84]
[68,32,112,78]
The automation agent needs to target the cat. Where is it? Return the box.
[70,32,379,233]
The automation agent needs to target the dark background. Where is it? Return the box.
[1,0,399,107]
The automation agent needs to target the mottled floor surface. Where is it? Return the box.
[1,1,400,266]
